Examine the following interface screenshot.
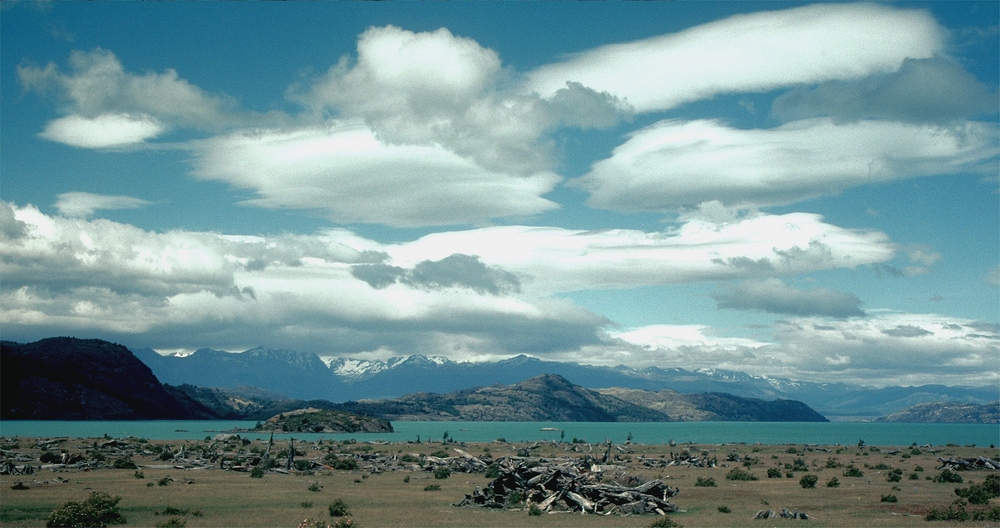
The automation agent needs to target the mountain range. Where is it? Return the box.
[133,346,998,420]
[3,337,825,424]
[876,400,1000,424]
[338,374,828,422]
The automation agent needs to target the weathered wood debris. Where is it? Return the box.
[753,508,808,520]
[640,452,716,469]
[456,457,679,516]
[937,456,1000,471]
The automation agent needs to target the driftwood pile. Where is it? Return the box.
[937,456,1000,471]
[457,457,679,516]
[753,508,809,520]
[641,452,716,469]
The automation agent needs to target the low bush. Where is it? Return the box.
[423,484,441,491]
[39,451,62,463]
[718,506,731,514]
[725,468,757,481]
[155,518,185,528]
[767,468,783,479]
[800,474,819,488]
[328,499,350,517]
[934,469,964,484]
[330,458,358,471]
[843,466,864,478]
[250,467,264,478]
[826,477,840,488]
[433,466,451,479]
[694,476,717,487]
[955,474,1000,505]
[649,517,682,528]
[47,491,126,528]
[112,457,137,470]
[528,503,542,516]
[880,494,898,503]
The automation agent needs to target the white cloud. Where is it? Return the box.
[712,278,864,318]
[40,113,164,148]
[54,191,154,217]
[573,312,999,387]
[0,201,603,356]
[191,123,561,227]
[292,25,630,175]
[771,56,999,124]
[578,118,999,212]
[525,3,943,113]
[19,48,279,147]
[770,312,1000,386]
[384,210,896,293]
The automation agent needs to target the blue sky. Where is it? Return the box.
[2,1,997,387]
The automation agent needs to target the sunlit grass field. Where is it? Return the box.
[2,437,997,527]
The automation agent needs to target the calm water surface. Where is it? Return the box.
[1,421,997,447]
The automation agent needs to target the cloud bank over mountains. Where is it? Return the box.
[5,3,998,388]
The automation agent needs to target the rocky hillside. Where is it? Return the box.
[876,400,1000,423]
[340,374,827,422]
[0,338,392,432]
[1,337,215,420]
[256,408,393,433]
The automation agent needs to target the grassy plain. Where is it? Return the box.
[1,436,997,527]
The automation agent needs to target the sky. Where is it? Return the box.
[1,1,998,388]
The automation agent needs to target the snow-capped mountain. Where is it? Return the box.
[132,347,998,419]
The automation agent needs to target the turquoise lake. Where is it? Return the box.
[1,421,997,447]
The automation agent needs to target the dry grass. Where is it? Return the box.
[1,437,997,527]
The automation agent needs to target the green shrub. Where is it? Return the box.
[826,477,840,488]
[799,474,819,489]
[328,499,350,517]
[399,454,418,463]
[880,494,898,503]
[155,518,185,528]
[423,484,441,491]
[157,476,172,486]
[11,481,29,490]
[40,451,62,463]
[250,467,265,478]
[718,506,731,514]
[725,468,757,481]
[528,503,542,516]
[649,517,682,528]
[47,491,126,528]
[485,463,500,479]
[433,466,451,479]
[133,470,144,479]
[301,501,313,508]
[694,476,717,487]
[934,469,963,483]
[330,458,358,471]
[825,457,842,468]
[926,499,969,521]
[308,483,322,492]
[767,468,783,479]
[112,457,137,470]
[955,474,1000,505]
[843,466,864,478]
